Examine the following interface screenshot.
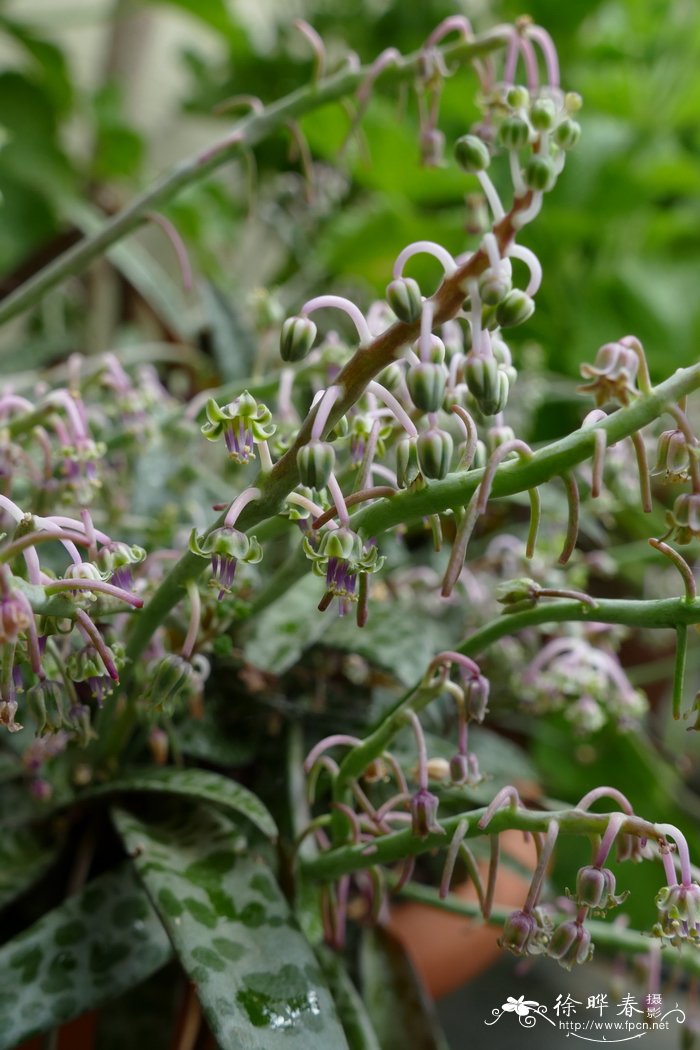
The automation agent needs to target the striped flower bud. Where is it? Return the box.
[417,427,453,480]
[479,262,512,306]
[554,118,581,150]
[465,356,510,416]
[499,115,531,150]
[406,362,448,413]
[386,277,423,323]
[280,316,317,362]
[496,289,536,328]
[454,134,490,173]
[396,435,422,489]
[530,98,557,131]
[297,441,335,490]
[524,154,557,192]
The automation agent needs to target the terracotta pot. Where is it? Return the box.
[386,829,537,999]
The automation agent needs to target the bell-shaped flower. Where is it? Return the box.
[303,526,384,614]
[547,919,594,970]
[201,392,275,464]
[579,342,639,407]
[189,526,263,599]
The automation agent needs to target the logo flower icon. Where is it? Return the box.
[501,995,540,1017]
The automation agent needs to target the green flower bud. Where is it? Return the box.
[471,440,487,469]
[479,264,512,306]
[396,435,422,490]
[377,365,405,394]
[377,362,404,393]
[496,289,536,328]
[386,277,423,323]
[465,356,510,416]
[146,655,197,712]
[499,115,530,150]
[496,577,539,607]
[280,315,317,362]
[327,413,349,441]
[297,441,335,490]
[554,118,581,150]
[490,336,517,385]
[417,427,453,480]
[454,134,490,173]
[487,424,516,453]
[406,362,448,413]
[506,86,530,110]
[443,383,470,412]
[530,98,557,130]
[524,154,557,192]
[565,91,583,113]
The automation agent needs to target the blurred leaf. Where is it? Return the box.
[144,0,248,46]
[0,14,73,113]
[316,946,382,1050]
[86,766,277,840]
[176,698,258,766]
[324,600,462,687]
[66,200,200,341]
[93,961,181,1050]
[243,574,329,674]
[359,925,449,1050]
[200,280,258,382]
[92,83,144,181]
[114,805,349,1050]
[0,825,64,911]
[0,862,172,1049]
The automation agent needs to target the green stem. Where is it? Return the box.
[301,805,657,882]
[331,593,700,796]
[353,363,700,536]
[0,32,508,331]
[673,625,688,721]
[396,883,700,976]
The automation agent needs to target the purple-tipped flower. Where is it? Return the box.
[410,786,444,838]
[500,907,551,956]
[0,591,32,644]
[666,492,700,545]
[463,671,490,723]
[655,881,700,943]
[547,919,594,969]
[66,644,119,707]
[201,392,275,465]
[448,751,483,786]
[303,526,384,614]
[573,866,628,912]
[654,429,691,483]
[189,526,263,599]
[0,697,22,733]
[96,541,146,591]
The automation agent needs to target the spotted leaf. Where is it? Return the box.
[0,862,172,1049]
[84,765,276,840]
[113,805,349,1050]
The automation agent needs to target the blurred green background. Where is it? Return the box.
[1,0,699,387]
